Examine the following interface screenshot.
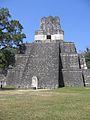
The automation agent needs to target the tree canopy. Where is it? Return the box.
[85,48,90,69]
[0,8,26,48]
[0,8,26,70]
[0,48,15,69]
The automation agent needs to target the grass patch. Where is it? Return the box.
[0,87,90,120]
[3,85,16,88]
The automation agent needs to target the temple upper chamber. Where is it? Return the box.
[35,16,64,42]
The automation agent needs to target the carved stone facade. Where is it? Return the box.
[35,16,64,41]
[1,16,90,88]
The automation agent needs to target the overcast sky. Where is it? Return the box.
[0,0,90,52]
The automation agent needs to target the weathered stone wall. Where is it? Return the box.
[59,42,84,87]
[62,70,84,86]
[6,41,90,88]
[60,42,80,70]
[7,54,29,86]
[60,42,76,53]
[60,53,80,69]
[7,42,60,88]
[82,69,90,86]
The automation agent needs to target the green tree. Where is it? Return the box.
[0,48,15,69]
[0,8,26,69]
[0,8,26,48]
[85,49,90,69]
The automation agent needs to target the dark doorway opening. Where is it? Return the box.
[47,35,51,39]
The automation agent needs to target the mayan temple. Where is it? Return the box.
[4,16,90,88]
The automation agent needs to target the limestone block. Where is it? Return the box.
[51,34,64,41]
[35,35,46,41]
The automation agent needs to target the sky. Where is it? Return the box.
[0,0,90,52]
